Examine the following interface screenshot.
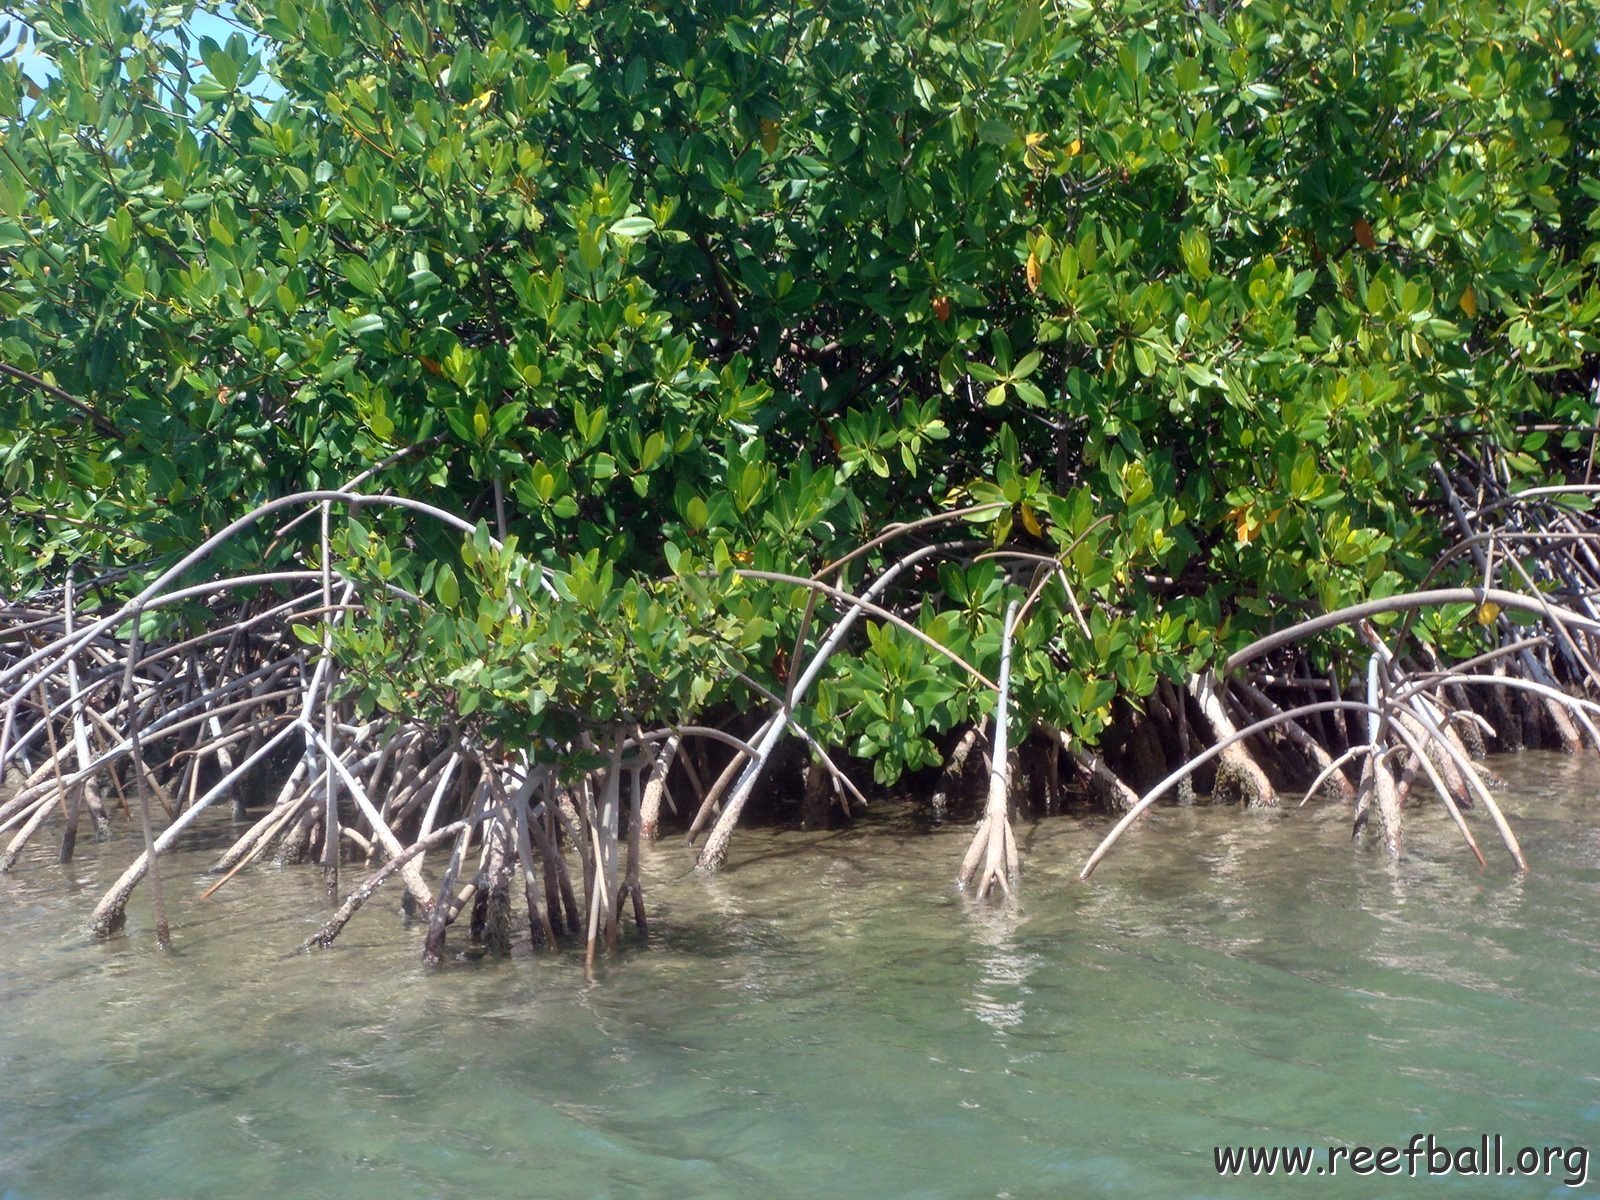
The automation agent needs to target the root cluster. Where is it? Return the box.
[3,470,1598,954]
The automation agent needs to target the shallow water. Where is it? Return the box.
[2,753,1598,1199]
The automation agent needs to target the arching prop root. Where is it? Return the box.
[7,468,1599,957]
[695,536,994,872]
[301,820,469,951]
[958,602,1021,899]
[1081,571,1600,878]
[1,490,659,963]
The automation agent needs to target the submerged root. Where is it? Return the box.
[1188,672,1276,807]
[1061,736,1140,813]
[957,777,1018,899]
[1233,678,1355,802]
[1356,751,1405,859]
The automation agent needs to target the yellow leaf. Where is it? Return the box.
[1025,249,1041,293]
[760,118,780,155]
[1066,137,1082,157]
[1228,505,1258,545]
[1022,131,1053,172]
[1020,502,1042,538]
[1459,284,1478,318]
[468,90,495,113]
[1475,601,1500,627]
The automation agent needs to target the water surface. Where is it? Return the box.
[2,753,1597,1198]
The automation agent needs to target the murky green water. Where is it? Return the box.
[3,753,1598,1198]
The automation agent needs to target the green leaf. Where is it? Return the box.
[202,44,239,91]
[977,119,1013,145]
[640,431,665,470]
[1289,452,1318,499]
[435,564,460,608]
[406,267,440,296]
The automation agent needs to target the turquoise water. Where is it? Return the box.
[2,753,1598,1198]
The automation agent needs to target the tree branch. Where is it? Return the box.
[0,362,121,439]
